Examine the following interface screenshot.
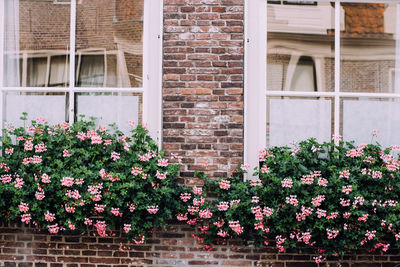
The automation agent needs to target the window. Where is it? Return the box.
[0,0,163,143]
[245,0,400,173]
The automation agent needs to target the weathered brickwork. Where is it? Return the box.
[162,0,245,182]
[2,223,400,267]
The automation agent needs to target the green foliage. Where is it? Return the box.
[179,138,400,261]
[0,117,183,242]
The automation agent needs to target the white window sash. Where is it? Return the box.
[0,0,163,146]
[245,0,400,179]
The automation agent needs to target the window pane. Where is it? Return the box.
[340,2,400,93]
[267,97,333,146]
[342,98,400,147]
[3,0,70,87]
[4,92,68,127]
[76,93,142,134]
[49,56,69,87]
[76,0,144,88]
[267,2,335,91]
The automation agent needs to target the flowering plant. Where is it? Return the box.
[178,138,400,262]
[0,114,182,243]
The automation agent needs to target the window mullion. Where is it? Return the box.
[334,0,341,144]
[0,0,4,132]
[69,0,77,123]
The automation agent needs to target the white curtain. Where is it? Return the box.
[49,56,69,87]
[77,55,104,87]
[27,58,47,87]
[3,0,20,86]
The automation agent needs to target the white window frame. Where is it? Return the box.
[245,0,400,178]
[0,0,163,147]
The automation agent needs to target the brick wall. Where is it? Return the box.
[2,223,400,267]
[162,0,244,183]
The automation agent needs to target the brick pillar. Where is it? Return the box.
[162,0,244,183]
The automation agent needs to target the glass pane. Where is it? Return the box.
[340,2,400,93]
[27,58,47,87]
[76,93,142,134]
[267,97,333,146]
[342,98,400,147]
[4,92,68,127]
[76,0,144,88]
[3,0,70,87]
[267,1,335,91]
[49,55,69,87]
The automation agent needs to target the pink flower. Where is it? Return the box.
[41,173,51,183]
[68,221,75,230]
[147,205,159,214]
[128,203,135,212]
[35,191,45,200]
[98,125,107,132]
[75,178,84,185]
[91,136,102,144]
[94,220,107,237]
[311,195,325,207]
[176,213,188,221]
[65,190,81,199]
[217,230,229,237]
[18,202,29,213]
[281,178,293,188]
[65,205,75,213]
[5,148,14,155]
[316,209,326,218]
[339,170,350,179]
[250,179,262,186]
[35,116,46,124]
[44,211,56,222]
[193,186,202,195]
[76,132,86,141]
[94,204,106,213]
[1,174,12,183]
[123,224,131,233]
[48,224,60,234]
[326,228,339,239]
[342,185,352,195]
[285,195,298,207]
[21,213,31,224]
[180,193,192,202]
[240,164,250,171]
[346,148,363,158]
[14,178,24,188]
[313,256,326,264]
[111,152,120,161]
[34,143,47,153]
[219,179,230,190]
[156,170,167,180]
[111,208,123,217]
[358,213,369,223]
[327,212,339,220]
[24,141,33,151]
[217,202,229,211]
[365,230,376,241]
[199,209,213,219]
[157,159,169,167]
[252,196,259,203]
[60,122,70,130]
[84,218,93,225]
[131,167,143,176]
[317,177,328,187]
[261,165,270,174]
[61,177,74,187]
[229,221,243,235]
[63,149,72,157]
[127,120,135,127]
